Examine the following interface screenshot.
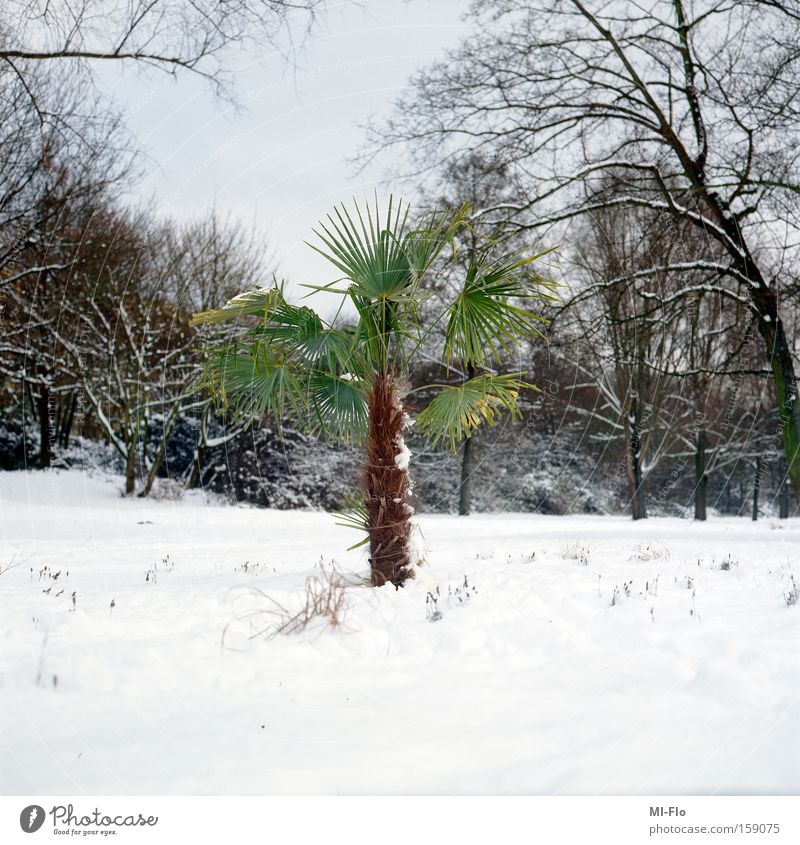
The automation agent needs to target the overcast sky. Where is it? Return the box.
[97,0,472,296]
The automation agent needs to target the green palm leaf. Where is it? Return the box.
[403,202,470,278]
[443,249,554,366]
[333,490,370,550]
[251,297,359,371]
[190,286,282,325]
[204,341,308,427]
[307,371,369,443]
[416,373,532,450]
[309,196,414,302]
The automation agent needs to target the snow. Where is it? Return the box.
[1,469,799,795]
[394,437,411,471]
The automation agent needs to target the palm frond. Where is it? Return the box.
[191,286,282,325]
[251,297,359,371]
[307,371,369,443]
[403,202,470,278]
[416,373,533,450]
[443,248,555,366]
[194,199,555,458]
[203,341,308,427]
[333,490,370,550]
[309,196,414,302]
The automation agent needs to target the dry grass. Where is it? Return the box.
[225,560,365,645]
[0,553,29,577]
[629,541,670,561]
[561,539,590,565]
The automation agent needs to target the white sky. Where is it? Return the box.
[96,0,472,296]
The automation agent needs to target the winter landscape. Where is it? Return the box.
[3,0,800,815]
[2,470,799,795]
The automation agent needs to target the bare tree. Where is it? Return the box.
[159,208,272,489]
[369,0,800,498]
[0,56,132,291]
[2,189,271,493]
[0,124,133,467]
[1,0,325,292]
[562,200,696,518]
[1,1,323,95]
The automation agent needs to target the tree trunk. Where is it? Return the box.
[185,406,210,490]
[139,405,179,497]
[125,444,137,496]
[186,444,205,490]
[58,393,77,448]
[630,457,646,520]
[457,364,477,516]
[754,305,800,501]
[458,434,475,516]
[694,427,707,521]
[752,456,761,521]
[707,194,800,503]
[626,397,647,520]
[780,478,790,519]
[36,387,52,469]
[363,374,412,587]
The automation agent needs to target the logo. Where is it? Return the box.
[19,805,45,833]
[17,803,159,834]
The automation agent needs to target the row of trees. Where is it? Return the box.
[2,0,796,522]
[366,0,800,519]
[0,164,268,493]
[0,0,318,493]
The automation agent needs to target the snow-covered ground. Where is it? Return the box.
[1,470,798,795]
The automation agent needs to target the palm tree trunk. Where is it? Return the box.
[364,374,412,587]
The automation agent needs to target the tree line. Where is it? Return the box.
[364,0,800,520]
[2,0,797,520]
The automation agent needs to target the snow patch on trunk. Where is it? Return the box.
[394,409,413,471]
[394,438,411,470]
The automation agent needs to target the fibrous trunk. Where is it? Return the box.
[363,374,413,587]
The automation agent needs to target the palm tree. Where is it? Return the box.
[192,198,553,586]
